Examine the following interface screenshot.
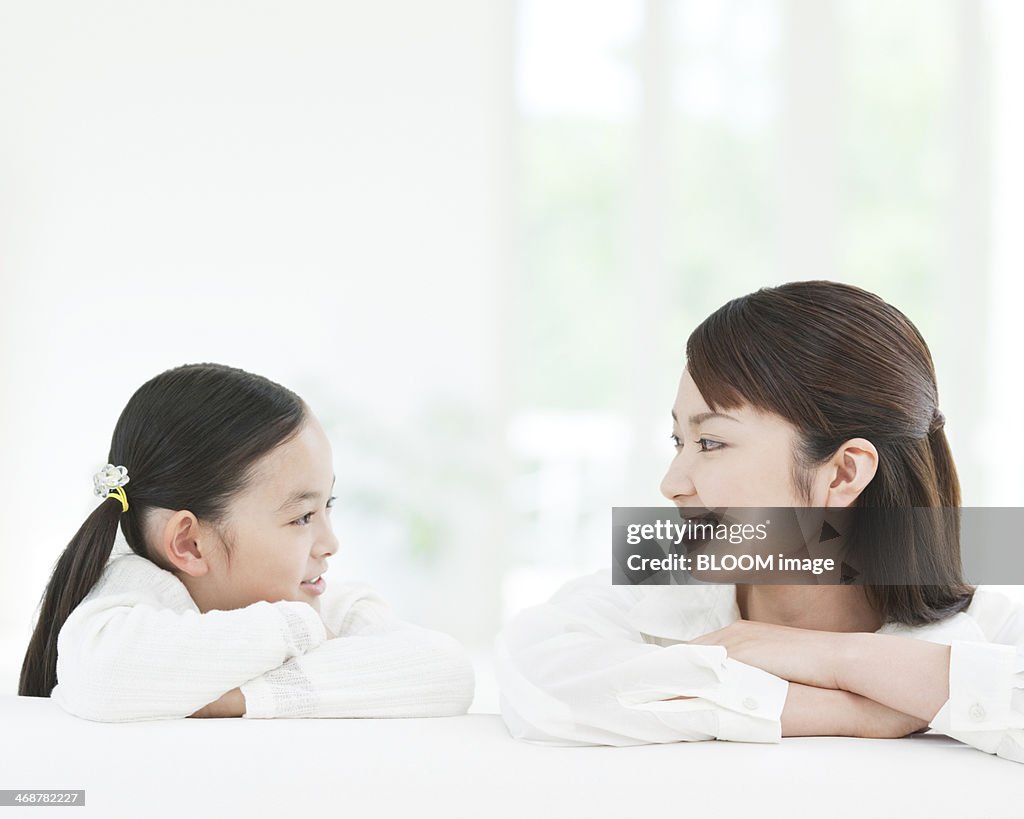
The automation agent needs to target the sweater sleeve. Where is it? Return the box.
[239,584,475,718]
[52,593,328,722]
[495,571,788,746]
[927,590,1024,764]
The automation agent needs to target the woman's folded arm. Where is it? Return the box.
[926,638,1024,763]
[495,571,789,746]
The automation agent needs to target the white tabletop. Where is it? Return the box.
[0,695,1019,818]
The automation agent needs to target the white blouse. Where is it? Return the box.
[495,569,1024,763]
[52,553,475,721]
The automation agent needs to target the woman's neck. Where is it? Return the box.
[736,584,883,633]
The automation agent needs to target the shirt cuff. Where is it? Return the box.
[932,639,1024,733]
[274,601,328,658]
[615,647,788,743]
[711,660,789,743]
[240,659,318,719]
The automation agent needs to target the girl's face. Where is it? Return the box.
[660,368,814,509]
[167,414,340,613]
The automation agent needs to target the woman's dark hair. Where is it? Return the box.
[19,363,308,697]
[686,280,974,626]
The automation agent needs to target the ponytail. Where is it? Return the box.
[19,496,123,697]
[861,422,974,626]
[927,415,960,508]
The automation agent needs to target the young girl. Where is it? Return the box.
[20,362,475,721]
[496,281,1024,764]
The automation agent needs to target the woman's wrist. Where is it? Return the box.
[832,631,868,693]
[833,632,951,721]
[782,683,858,736]
[782,681,928,738]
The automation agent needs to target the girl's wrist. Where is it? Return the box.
[192,687,246,718]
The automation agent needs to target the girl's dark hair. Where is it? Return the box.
[686,280,974,626]
[19,363,307,697]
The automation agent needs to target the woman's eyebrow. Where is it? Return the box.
[671,410,740,426]
[275,475,336,512]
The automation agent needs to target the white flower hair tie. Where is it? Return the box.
[93,464,130,513]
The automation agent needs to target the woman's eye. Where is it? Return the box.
[695,437,724,452]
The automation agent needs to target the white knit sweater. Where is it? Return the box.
[51,553,475,722]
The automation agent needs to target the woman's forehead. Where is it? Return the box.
[674,371,783,429]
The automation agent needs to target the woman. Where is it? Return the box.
[496,281,1023,763]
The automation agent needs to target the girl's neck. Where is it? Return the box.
[736,584,883,633]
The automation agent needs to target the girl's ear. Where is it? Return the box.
[823,438,879,508]
[161,511,211,577]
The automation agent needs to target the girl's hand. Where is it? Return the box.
[189,687,246,718]
[688,619,847,690]
[323,622,337,640]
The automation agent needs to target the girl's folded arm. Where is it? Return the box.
[240,625,475,719]
[239,584,475,718]
[52,592,327,722]
[494,570,789,747]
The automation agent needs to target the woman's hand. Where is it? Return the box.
[782,682,928,738]
[189,687,246,718]
[665,682,927,738]
[691,621,951,723]
[689,619,848,690]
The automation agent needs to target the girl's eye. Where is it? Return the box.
[295,496,337,526]
[695,437,724,452]
[669,433,684,448]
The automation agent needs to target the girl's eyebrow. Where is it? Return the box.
[671,410,741,426]
[275,475,336,512]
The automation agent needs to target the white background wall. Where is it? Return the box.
[1,0,1021,699]
[0,0,516,692]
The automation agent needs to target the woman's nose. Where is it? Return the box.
[660,453,696,502]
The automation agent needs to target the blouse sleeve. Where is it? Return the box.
[927,591,1024,764]
[52,593,328,722]
[495,570,789,746]
[239,583,475,719]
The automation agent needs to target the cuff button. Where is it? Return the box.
[968,703,986,722]
[742,697,759,711]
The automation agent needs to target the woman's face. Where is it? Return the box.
[173,414,340,613]
[660,368,815,509]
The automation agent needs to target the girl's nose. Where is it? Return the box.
[315,523,339,558]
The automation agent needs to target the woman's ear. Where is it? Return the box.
[823,438,879,508]
[161,510,211,577]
